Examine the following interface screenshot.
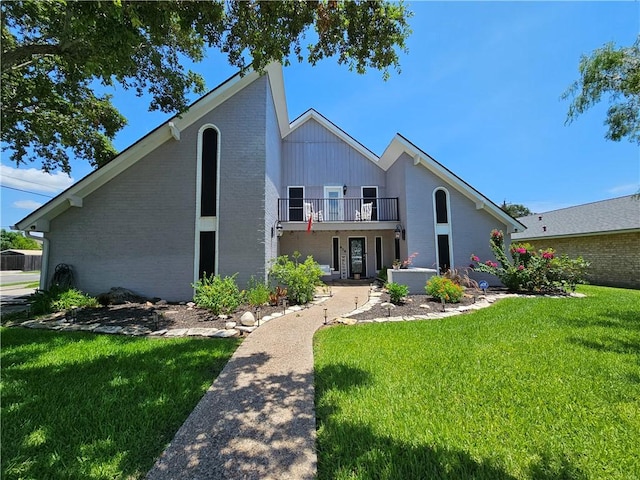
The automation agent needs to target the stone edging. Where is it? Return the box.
[4,296,332,338]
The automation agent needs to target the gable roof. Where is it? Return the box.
[380,133,526,233]
[15,63,523,235]
[15,64,288,232]
[285,109,380,164]
[512,195,640,240]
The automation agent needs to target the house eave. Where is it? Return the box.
[513,228,640,241]
[380,134,525,233]
[16,64,288,233]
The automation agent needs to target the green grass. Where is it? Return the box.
[1,328,240,479]
[314,285,640,479]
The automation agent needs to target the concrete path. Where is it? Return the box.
[147,284,371,480]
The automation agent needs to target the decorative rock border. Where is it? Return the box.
[332,285,585,325]
[6,295,332,338]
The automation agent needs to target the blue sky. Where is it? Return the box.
[2,1,638,230]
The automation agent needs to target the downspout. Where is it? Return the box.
[26,231,48,290]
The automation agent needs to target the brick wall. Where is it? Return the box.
[530,232,640,289]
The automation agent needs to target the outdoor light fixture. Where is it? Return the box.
[343,184,347,195]
[323,307,328,325]
[395,224,402,240]
[355,296,359,310]
[274,220,283,237]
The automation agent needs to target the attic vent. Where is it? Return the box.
[538,215,543,221]
[543,225,547,232]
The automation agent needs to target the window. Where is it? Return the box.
[435,189,447,223]
[332,237,340,271]
[200,128,218,217]
[199,231,216,279]
[288,187,304,221]
[433,187,453,273]
[375,236,383,271]
[362,187,378,221]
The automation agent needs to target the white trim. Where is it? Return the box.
[379,134,525,232]
[16,63,290,232]
[432,187,454,272]
[324,186,344,222]
[194,124,221,284]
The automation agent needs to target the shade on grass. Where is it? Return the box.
[1,328,240,479]
[314,285,640,479]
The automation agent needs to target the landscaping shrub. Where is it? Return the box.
[426,275,465,303]
[471,229,589,293]
[29,286,97,315]
[269,252,323,305]
[246,276,270,307]
[192,273,243,315]
[386,282,409,304]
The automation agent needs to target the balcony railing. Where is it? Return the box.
[278,197,399,223]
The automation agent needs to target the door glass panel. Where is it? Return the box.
[349,238,365,276]
[324,187,343,221]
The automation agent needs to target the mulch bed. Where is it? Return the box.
[66,302,288,331]
[66,287,498,330]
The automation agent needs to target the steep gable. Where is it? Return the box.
[16,64,287,232]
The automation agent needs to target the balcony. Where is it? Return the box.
[278,197,400,231]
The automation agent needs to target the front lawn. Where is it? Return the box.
[1,328,240,479]
[314,285,640,479]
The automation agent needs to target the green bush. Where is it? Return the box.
[377,266,389,283]
[426,276,464,303]
[471,230,589,293]
[29,286,98,315]
[192,273,243,315]
[246,276,270,307]
[386,282,409,304]
[269,252,323,305]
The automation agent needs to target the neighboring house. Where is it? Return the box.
[512,195,640,289]
[1,249,43,271]
[15,64,524,301]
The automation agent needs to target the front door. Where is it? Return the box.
[349,238,366,278]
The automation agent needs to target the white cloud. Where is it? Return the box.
[0,164,74,193]
[13,200,43,210]
[607,183,639,196]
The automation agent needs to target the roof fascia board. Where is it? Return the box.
[16,66,277,232]
[263,63,290,137]
[381,134,526,232]
[515,228,640,241]
[285,109,380,165]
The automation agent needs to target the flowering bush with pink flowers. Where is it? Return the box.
[470,230,589,293]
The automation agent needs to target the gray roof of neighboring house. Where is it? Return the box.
[1,249,43,256]
[512,195,640,240]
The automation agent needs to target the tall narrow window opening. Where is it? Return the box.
[201,128,218,216]
[435,189,448,223]
[375,236,383,271]
[199,231,216,278]
[332,237,340,271]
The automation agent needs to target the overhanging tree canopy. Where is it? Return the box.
[564,36,640,144]
[1,0,412,173]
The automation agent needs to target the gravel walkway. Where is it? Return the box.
[147,284,371,480]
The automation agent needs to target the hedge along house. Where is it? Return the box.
[15,64,524,301]
[512,195,640,289]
